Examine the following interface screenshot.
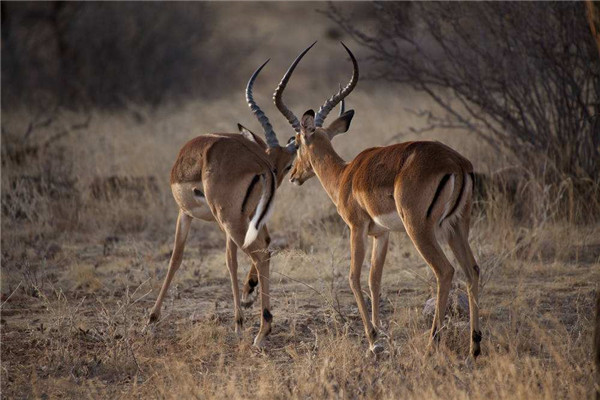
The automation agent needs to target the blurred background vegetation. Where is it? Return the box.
[2,2,235,108]
[1,2,377,110]
[1,1,599,230]
[3,2,597,179]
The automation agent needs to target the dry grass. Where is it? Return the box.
[2,89,598,399]
[1,228,597,399]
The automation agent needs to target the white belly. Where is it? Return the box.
[372,212,405,232]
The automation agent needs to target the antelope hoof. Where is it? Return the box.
[253,336,266,349]
[472,330,482,358]
[241,296,255,309]
[148,311,160,324]
[464,355,474,369]
[370,342,385,355]
[472,344,481,358]
[235,318,244,338]
[425,341,437,357]
[253,326,271,349]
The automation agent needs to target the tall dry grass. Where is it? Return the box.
[2,86,598,399]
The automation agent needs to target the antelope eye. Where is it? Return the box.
[285,165,292,171]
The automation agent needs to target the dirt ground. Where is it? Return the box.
[1,199,598,398]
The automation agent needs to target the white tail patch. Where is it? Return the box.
[437,173,472,241]
[243,172,275,248]
[243,224,260,249]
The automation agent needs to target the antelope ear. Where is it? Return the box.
[300,110,316,137]
[326,110,354,139]
[238,124,263,146]
[284,136,298,153]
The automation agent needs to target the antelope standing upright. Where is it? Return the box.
[284,43,482,357]
[148,53,307,347]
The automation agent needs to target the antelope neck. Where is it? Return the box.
[307,137,346,206]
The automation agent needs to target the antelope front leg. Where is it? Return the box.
[369,232,389,329]
[225,237,243,336]
[149,211,192,324]
[349,226,381,354]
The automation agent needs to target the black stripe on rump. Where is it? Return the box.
[427,174,452,218]
[442,173,467,226]
[241,174,260,213]
[255,172,275,229]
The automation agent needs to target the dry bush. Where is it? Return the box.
[328,2,600,221]
[1,2,251,109]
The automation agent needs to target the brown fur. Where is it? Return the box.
[291,112,481,357]
[341,141,472,216]
[170,133,271,185]
[149,130,295,348]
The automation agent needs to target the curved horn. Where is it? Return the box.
[314,42,359,128]
[338,84,345,116]
[246,59,279,147]
[273,41,317,134]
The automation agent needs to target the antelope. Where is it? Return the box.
[147,52,308,347]
[284,43,482,357]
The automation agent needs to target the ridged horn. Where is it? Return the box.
[338,84,345,116]
[246,59,279,147]
[273,41,317,134]
[314,42,359,127]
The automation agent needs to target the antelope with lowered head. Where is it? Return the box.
[285,43,482,357]
[147,53,307,348]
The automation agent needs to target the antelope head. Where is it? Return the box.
[283,42,358,186]
[239,57,302,186]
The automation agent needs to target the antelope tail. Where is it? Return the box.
[243,170,276,248]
